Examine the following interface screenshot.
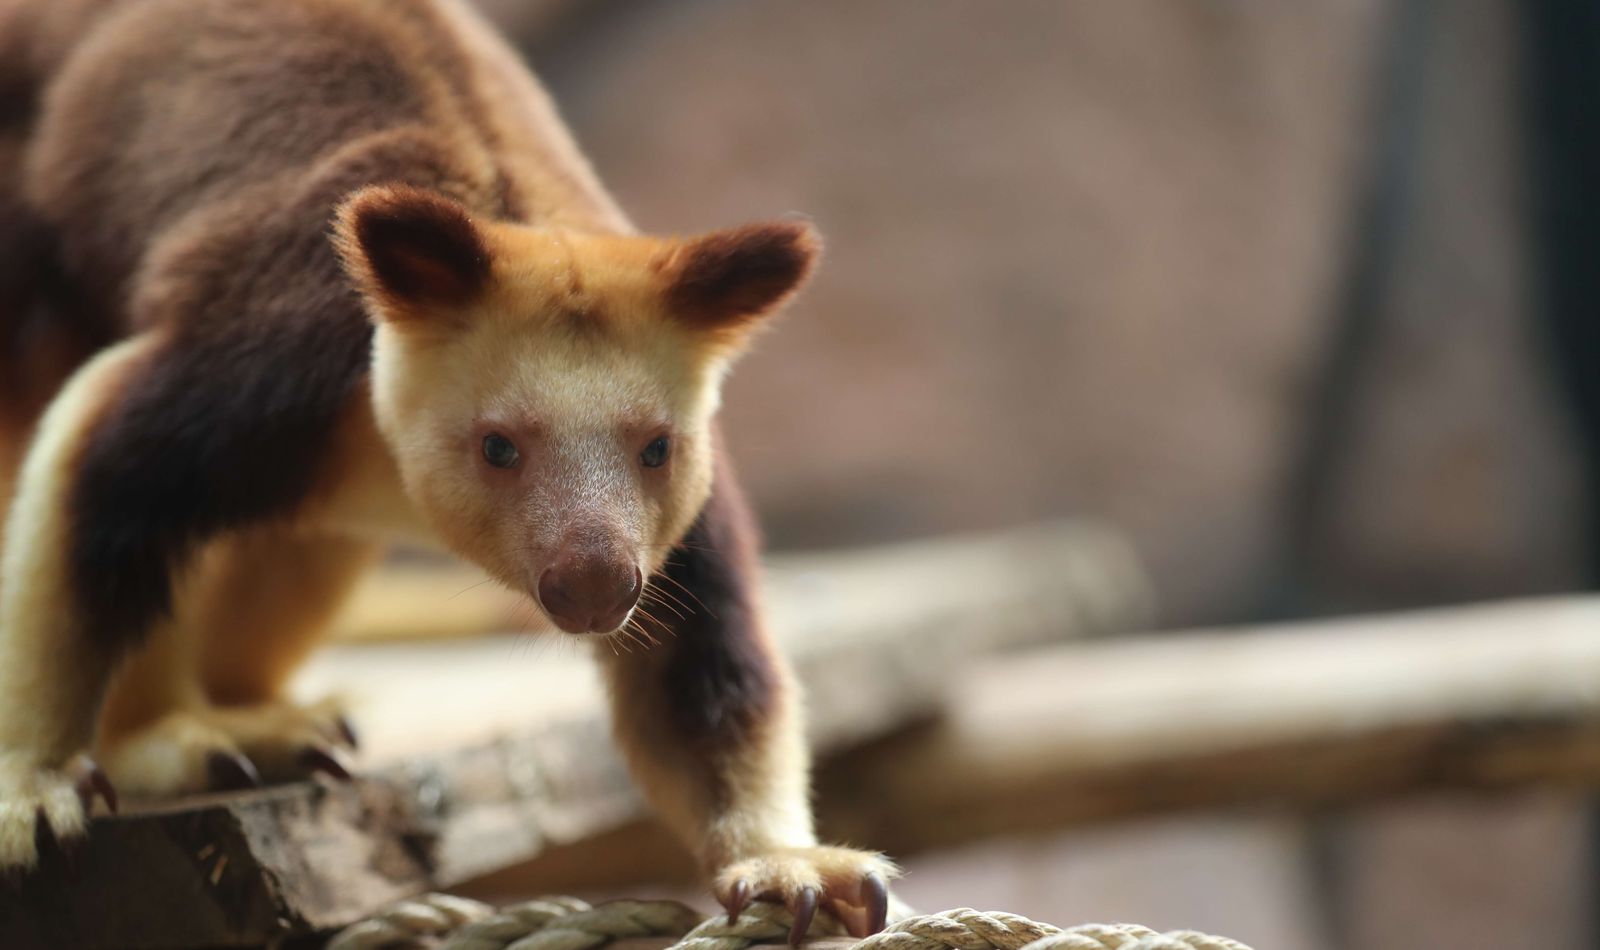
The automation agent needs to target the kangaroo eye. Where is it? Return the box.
[640,435,670,469]
[482,433,520,469]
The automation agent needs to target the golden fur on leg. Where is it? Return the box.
[94,565,212,747]
[196,531,379,706]
[94,584,238,796]
[96,530,373,795]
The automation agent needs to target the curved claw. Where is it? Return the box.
[72,757,119,815]
[335,715,360,750]
[861,871,888,935]
[206,750,262,791]
[723,879,750,921]
[299,746,353,782]
[788,886,818,947]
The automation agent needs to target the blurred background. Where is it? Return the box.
[465,1,1596,948]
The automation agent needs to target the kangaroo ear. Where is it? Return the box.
[333,185,492,319]
[658,221,821,333]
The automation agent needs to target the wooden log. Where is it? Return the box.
[0,522,1147,949]
[818,596,1600,854]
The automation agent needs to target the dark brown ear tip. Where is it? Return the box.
[335,183,391,215]
[663,218,824,328]
[335,184,431,232]
[729,219,824,286]
[757,219,823,260]
[340,182,458,211]
[349,188,471,240]
[333,185,490,307]
[331,187,377,244]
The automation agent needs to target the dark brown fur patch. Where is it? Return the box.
[650,445,778,750]
[69,199,373,645]
[598,435,779,782]
[337,185,491,311]
[664,222,820,330]
[0,194,54,409]
[56,126,463,646]
[13,0,552,649]
[0,192,113,422]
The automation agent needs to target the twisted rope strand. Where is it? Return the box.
[331,895,1253,950]
[442,898,703,950]
[1027,924,1254,950]
[670,901,846,950]
[857,910,1062,950]
[328,893,495,950]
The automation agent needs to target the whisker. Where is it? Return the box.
[448,577,496,601]
[631,618,661,648]
[620,624,648,652]
[632,603,664,627]
[654,572,714,616]
[632,601,662,626]
[612,628,636,654]
[643,583,692,619]
[638,590,687,622]
[641,594,686,623]
[510,597,543,633]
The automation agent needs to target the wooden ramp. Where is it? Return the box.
[12,524,1600,949]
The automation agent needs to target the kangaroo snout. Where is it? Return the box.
[536,553,642,634]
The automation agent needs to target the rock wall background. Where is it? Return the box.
[473,3,1596,947]
[482,0,1584,628]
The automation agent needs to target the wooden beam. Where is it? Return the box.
[0,522,1147,949]
[818,596,1600,854]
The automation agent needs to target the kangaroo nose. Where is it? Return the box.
[537,558,642,633]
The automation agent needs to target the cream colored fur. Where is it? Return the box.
[356,223,732,598]
[0,336,156,866]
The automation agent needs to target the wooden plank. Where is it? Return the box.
[0,522,1148,949]
[818,596,1600,854]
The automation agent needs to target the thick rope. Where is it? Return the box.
[855,909,1058,950]
[329,894,497,949]
[441,898,704,950]
[330,896,1252,950]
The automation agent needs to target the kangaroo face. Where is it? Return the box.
[334,186,817,633]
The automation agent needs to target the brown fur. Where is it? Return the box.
[662,222,822,334]
[0,0,892,908]
[340,184,494,312]
[650,445,779,753]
